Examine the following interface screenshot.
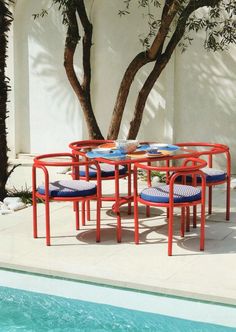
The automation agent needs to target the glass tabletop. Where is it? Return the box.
[85,143,197,164]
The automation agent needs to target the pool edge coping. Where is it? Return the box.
[0,262,235,308]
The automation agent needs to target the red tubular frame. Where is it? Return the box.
[32,153,101,246]
[69,140,132,242]
[69,140,130,191]
[69,140,202,243]
[176,142,231,221]
[133,157,207,256]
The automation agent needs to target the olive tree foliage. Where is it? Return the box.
[35,0,236,140]
[0,0,14,200]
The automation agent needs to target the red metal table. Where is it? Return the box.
[69,140,198,242]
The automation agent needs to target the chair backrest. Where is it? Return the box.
[133,157,208,191]
[32,153,102,197]
[69,140,117,181]
[175,142,231,176]
[69,140,114,154]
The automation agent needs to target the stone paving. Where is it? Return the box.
[0,162,236,305]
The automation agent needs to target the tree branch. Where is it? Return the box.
[76,0,93,93]
[127,57,167,139]
[64,3,83,97]
[107,0,182,139]
[64,1,103,139]
[128,0,222,139]
[107,52,151,139]
[164,0,221,58]
[147,0,181,60]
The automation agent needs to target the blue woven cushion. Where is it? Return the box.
[78,164,127,178]
[140,184,201,203]
[202,167,226,182]
[176,167,226,183]
[37,180,97,197]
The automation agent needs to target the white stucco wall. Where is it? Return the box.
[174,34,236,170]
[7,0,236,171]
[11,0,83,154]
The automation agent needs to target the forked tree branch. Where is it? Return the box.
[164,0,221,57]
[127,0,221,139]
[64,3,83,97]
[76,0,93,93]
[107,52,151,139]
[63,0,103,139]
[107,0,183,139]
[148,0,182,60]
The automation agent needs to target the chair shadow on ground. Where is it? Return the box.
[76,205,236,255]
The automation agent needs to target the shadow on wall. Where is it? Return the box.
[13,0,236,161]
[91,1,172,142]
[92,1,236,153]
[14,0,82,154]
[174,36,236,171]
[121,64,173,142]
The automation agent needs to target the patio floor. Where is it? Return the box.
[1,162,236,305]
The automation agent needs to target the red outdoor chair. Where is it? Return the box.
[69,140,132,222]
[175,142,231,222]
[32,153,101,246]
[133,158,207,256]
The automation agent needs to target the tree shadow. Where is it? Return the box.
[76,205,236,256]
[13,0,83,154]
[12,1,236,169]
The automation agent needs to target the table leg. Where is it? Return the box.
[127,163,132,215]
[115,165,121,243]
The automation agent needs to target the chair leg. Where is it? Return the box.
[226,178,230,221]
[115,166,122,243]
[45,199,51,246]
[193,206,197,228]
[186,206,190,232]
[128,165,132,215]
[208,186,212,215]
[82,201,86,226]
[180,207,185,237]
[134,198,139,244]
[200,202,205,251]
[168,206,174,256]
[75,202,80,230]
[96,199,101,242]
[86,200,91,221]
[32,167,38,239]
[32,193,38,238]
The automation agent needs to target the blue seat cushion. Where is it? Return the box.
[140,184,201,203]
[202,167,226,182]
[176,167,226,183]
[37,180,97,197]
[78,164,127,178]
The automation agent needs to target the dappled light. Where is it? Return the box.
[14,0,83,153]
[175,33,236,169]
[9,0,236,171]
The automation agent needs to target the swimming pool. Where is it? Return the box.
[0,269,235,331]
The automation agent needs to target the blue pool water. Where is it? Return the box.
[0,285,235,332]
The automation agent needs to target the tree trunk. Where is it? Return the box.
[127,0,221,139]
[109,0,222,140]
[127,58,168,139]
[0,0,12,201]
[107,52,152,139]
[64,0,103,140]
[64,45,103,139]
[107,0,181,140]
